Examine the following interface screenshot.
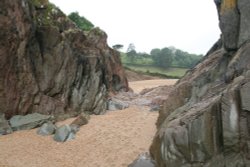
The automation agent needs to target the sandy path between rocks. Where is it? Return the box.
[0,79,176,167]
[129,79,178,93]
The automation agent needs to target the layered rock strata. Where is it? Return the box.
[151,0,250,166]
[0,0,128,121]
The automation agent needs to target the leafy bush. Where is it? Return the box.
[68,12,94,31]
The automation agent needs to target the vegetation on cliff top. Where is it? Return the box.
[68,12,94,31]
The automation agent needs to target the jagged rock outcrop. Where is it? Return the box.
[150,0,250,166]
[0,0,128,121]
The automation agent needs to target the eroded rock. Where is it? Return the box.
[53,125,75,142]
[128,152,155,167]
[107,98,129,111]
[70,112,90,127]
[0,0,128,121]
[37,121,57,136]
[10,113,53,131]
[0,113,12,135]
[150,1,250,166]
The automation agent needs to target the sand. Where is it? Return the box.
[129,79,178,93]
[0,79,177,167]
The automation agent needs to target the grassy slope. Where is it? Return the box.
[124,64,188,78]
[120,52,189,78]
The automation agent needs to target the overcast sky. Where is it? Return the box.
[50,0,221,55]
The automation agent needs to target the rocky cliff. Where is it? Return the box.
[0,0,128,120]
[150,0,250,166]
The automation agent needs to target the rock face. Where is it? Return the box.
[0,0,128,120]
[0,113,12,135]
[150,0,250,166]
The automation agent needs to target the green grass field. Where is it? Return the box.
[124,64,188,78]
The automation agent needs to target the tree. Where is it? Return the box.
[173,49,202,68]
[151,47,173,68]
[150,48,161,57]
[126,43,136,53]
[112,44,124,51]
[126,43,137,63]
[68,12,94,31]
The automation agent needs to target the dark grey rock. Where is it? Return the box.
[9,113,52,131]
[37,121,57,136]
[53,125,75,142]
[240,82,250,111]
[218,0,239,50]
[128,152,155,167]
[107,99,129,111]
[151,42,250,166]
[150,105,160,112]
[238,0,250,47]
[0,113,12,135]
[69,124,80,133]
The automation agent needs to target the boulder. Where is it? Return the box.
[107,99,129,111]
[69,124,80,134]
[0,113,12,135]
[128,152,155,167]
[149,105,160,112]
[9,113,53,131]
[53,125,75,142]
[70,112,90,127]
[37,121,57,136]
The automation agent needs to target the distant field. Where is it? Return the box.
[124,64,188,78]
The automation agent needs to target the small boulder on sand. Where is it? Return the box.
[37,121,57,136]
[70,112,90,128]
[53,125,75,142]
[107,98,129,111]
[53,113,90,142]
[128,152,156,167]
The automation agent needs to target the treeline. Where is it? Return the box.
[120,44,203,69]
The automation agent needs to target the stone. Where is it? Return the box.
[69,124,80,134]
[53,125,75,142]
[149,105,160,112]
[219,0,239,50]
[37,121,57,136]
[240,81,250,111]
[0,113,12,135]
[0,0,128,120]
[107,99,129,111]
[238,0,250,47]
[128,152,155,167]
[9,113,52,131]
[70,112,90,127]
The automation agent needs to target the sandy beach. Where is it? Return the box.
[0,79,176,167]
